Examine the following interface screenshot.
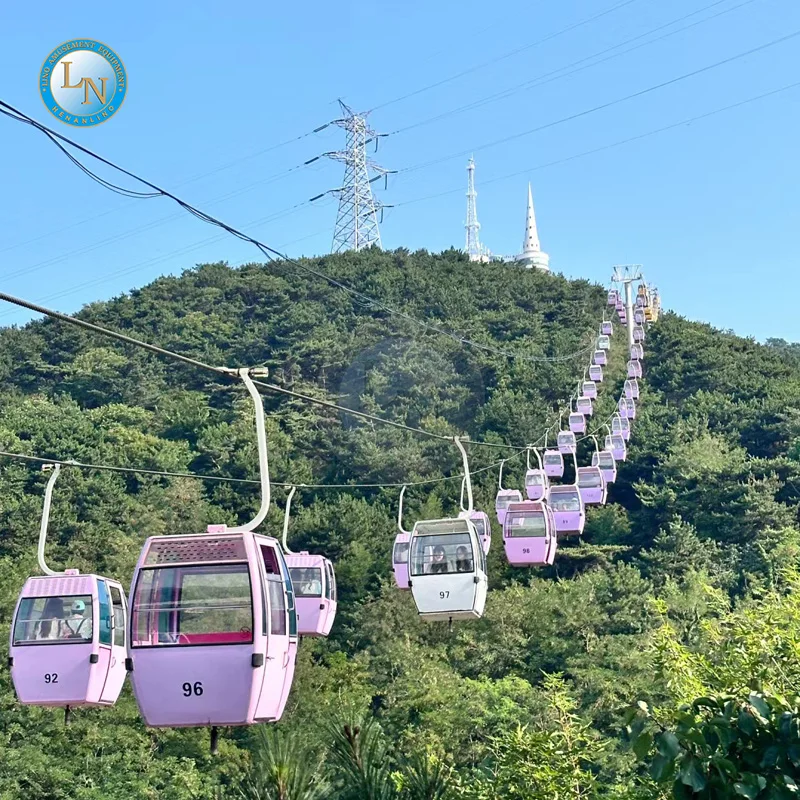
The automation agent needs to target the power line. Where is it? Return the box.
[0,200,335,322]
[399,28,800,174]
[1,183,319,288]
[395,79,800,208]
[368,0,645,112]
[390,0,758,136]
[0,119,337,257]
[0,100,596,367]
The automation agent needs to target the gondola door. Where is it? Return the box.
[274,546,298,719]
[99,581,127,704]
[254,543,291,721]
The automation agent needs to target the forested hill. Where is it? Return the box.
[2,248,800,799]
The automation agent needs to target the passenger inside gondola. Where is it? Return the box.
[63,599,92,639]
[455,546,473,572]
[549,493,581,512]
[428,546,448,574]
[13,595,93,644]
[36,598,66,640]
[412,532,475,576]
[290,568,323,597]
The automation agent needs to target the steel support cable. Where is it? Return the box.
[0,100,595,367]
[1,190,319,288]
[0,448,525,490]
[0,290,539,451]
[0,200,333,322]
[0,287,604,464]
[0,314,625,489]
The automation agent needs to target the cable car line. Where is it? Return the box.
[0,447,527,490]
[0,101,596,367]
[398,28,800,174]
[0,289,599,458]
[0,290,553,451]
[389,0,757,136]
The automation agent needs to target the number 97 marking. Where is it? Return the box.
[439,591,450,599]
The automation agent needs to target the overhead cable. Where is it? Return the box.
[0,100,595,366]
[0,290,533,451]
[399,28,800,174]
[0,448,526,490]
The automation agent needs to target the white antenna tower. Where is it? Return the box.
[465,156,485,261]
[324,101,393,254]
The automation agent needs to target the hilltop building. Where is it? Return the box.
[461,158,550,270]
[514,184,549,271]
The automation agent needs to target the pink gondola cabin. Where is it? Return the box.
[128,529,298,728]
[286,552,337,637]
[503,501,557,566]
[10,572,128,710]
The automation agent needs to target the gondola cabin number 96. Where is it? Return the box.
[182,681,203,697]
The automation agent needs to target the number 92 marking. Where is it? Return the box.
[44,673,58,684]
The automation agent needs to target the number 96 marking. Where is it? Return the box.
[182,681,204,697]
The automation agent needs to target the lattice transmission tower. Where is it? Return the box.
[323,101,393,254]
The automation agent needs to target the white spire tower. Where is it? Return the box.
[516,183,549,271]
[465,156,489,262]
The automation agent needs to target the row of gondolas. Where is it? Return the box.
[5,286,655,738]
[389,288,653,625]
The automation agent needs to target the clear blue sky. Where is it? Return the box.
[1,0,798,341]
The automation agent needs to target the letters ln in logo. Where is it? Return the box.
[40,40,127,126]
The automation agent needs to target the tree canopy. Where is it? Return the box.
[1,249,799,798]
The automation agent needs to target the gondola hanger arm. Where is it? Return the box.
[37,464,62,576]
[226,368,271,534]
[455,437,473,514]
[281,485,299,554]
[397,485,411,535]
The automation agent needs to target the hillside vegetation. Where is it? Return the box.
[1,249,800,798]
